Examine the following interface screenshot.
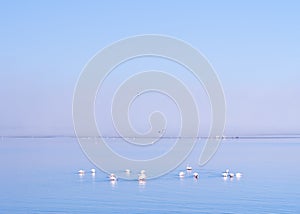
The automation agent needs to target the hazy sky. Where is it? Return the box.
[1,1,299,136]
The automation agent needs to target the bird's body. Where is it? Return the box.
[179,171,185,178]
[193,172,199,179]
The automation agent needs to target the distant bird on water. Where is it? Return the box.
[179,171,185,178]
[78,169,85,175]
[193,172,199,179]
[109,173,117,181]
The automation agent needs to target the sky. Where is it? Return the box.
[0,1,299,137]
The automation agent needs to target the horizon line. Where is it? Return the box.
[1,134,300,139]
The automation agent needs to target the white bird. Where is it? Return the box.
[222,172,228,177]
[186,166,192,171]
[125,169,131,174]
[78,170,85,175]
[193,172,199,179]
[179,171,185,178]
[90,169,96,174]
[229,173,235,178]
[138,173,146,181]
[109,173,117,181]
[222,169,230,177]
[235,172,242,178]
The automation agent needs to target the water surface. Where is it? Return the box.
[0,137,299,213]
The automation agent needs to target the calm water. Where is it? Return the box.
[0,137,299,213]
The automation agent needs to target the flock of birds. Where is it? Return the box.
[221,169,242,179]
[77,167,242,182]
[178,166,199,179]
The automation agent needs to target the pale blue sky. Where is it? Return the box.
[0,1,299,136]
